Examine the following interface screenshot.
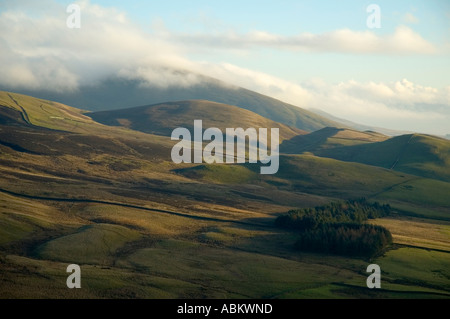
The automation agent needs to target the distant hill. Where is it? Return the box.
[279,122,450,183]
[88,100,305,141]
[281,127,388,154]
[309,108,413,136]
[7,76,344,132]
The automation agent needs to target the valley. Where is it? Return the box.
[0,91,449,299]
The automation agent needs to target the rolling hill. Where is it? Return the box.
[280,127,389,154]
[280,125,450,183]
[88,100,305,141]
[0,90,95,132]
[309,108,413,137]
[315,133,450,183]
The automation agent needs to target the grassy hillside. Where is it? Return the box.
[36,224,142,265]
[315,133,450,183]
[88,100,305,141]
[281,124,450,184]
[0,91,449,299]
[0,91,95,132]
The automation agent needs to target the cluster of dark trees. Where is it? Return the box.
[294,223,392,257]
[275,198,391,230]
[275,198,393,257]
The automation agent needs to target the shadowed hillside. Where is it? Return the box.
[281,127,388,153]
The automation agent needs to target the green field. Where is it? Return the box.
[375,248,450,295]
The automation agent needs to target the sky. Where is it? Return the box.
[0,0,449,135]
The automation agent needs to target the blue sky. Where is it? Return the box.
[88,0,446,33]
[1,0,449,134]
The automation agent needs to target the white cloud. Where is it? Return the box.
[118,66,203,89]
[194,62,313,105]
[0,0,197,91]
[299,79,450,135]
[173,26,437,55]
[187,61,450,134]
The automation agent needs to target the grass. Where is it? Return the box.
[35,224,142,265]
[368,217,450,252]
[0,191,82,246]
[0,254,193,298]
[374,178,450,220]
[116,238,360,298]
[0,214,35,245]
[375,247,450,294]
[74,203,211,236]
[1,199,449,298]
[175,164,258,184]
[0,91,94,132]
[199,225,270,246]
[315,133,450,183]
[274,154,413,199]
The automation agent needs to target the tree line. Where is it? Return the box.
[275,198,393,257]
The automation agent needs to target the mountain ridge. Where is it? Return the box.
[2,76,344,132]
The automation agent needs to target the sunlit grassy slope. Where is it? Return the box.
[0,91,94,132]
